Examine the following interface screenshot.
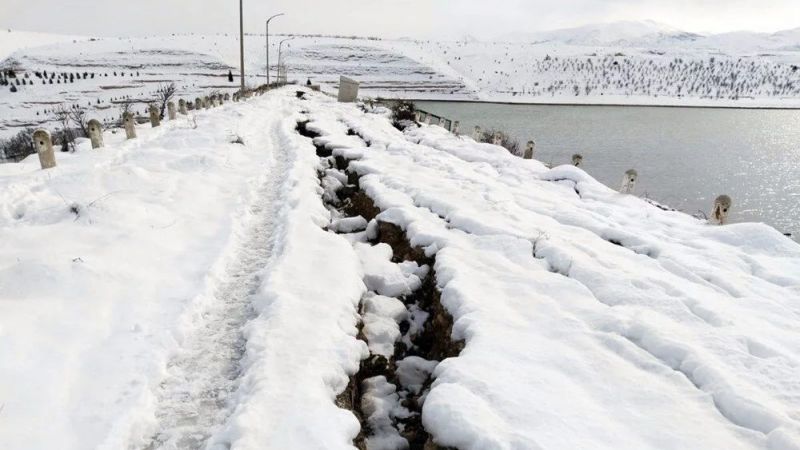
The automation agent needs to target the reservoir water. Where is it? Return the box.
[416,101,800,240]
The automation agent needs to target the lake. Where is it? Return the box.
[415,101,800,240]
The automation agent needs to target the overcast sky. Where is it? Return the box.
[2,0,799,39]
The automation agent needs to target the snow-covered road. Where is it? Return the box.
[1,88,799,450]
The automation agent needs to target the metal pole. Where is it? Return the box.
[277,37,293,84]
[239,0,245,92]
[265,13,284,87]
[265,18,271,89]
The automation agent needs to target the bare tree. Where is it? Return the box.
[67,107,89,137]
[52,105,76,152]
[156,83,177,119]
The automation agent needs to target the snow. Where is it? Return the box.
[2,87,800,450]
[4,27,800,143]
[208,103,368,449]
[0,30,85,61]
[361,376,411,450]
[355,242,425,297]
[304,93,800,449]
[361,293,408,357]
[500,20,699,47]
[331,215,369,233]
[0,90,367,450]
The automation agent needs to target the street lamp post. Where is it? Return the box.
[277,37,293,85]
[239,0,245,92]
[265,13,285,87]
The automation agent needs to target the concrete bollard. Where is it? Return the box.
[195,97,202,110]
[493,132,503,146]
[149,104,160,128]
[33,129,56,169]
[474,126,482,141]
[620,169,638,193]
[87,119,104,149]
[572,154,583,167]
[123,112,137,139]
[425,115,432,125]
[218,95,224,105]
[224,93,230,101]
[167,101,176,120]
[713,195,732,225]
[337,76,360,102]
[178,99,187,115]
[524,141,535,159]
[453,121,460,135]
[203,97,210,109]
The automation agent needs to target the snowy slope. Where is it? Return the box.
[3,29,800,142]
[305,94,800,449]
[501,20,702,47]
[0,29,85,61]
[0,91,367,449]
[1,87,799,450]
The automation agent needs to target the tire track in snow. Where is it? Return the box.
[143,114,290,450]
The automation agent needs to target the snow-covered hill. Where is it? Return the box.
[0,29,86,61]
[1,27,800,140]
[1,87,799,450]
[499,21,800,52]
[500,20,702,47]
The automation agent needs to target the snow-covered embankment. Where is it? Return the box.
[1,88,800,450]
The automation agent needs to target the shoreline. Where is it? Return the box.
[386,96,800,111]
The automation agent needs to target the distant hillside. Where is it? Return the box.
[0,30,85,61]
[499,20,800,51]
[501,20,702,47]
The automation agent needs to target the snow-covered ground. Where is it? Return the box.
[3,25,800,139]
[1,87,799,449]
[0,30,86,61]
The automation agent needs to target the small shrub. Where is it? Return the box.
[390,100,417,130]
[0,127,36,162]
[480,129,520,155]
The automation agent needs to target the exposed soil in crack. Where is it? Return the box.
[300,118,463,449]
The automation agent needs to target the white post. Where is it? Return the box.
[493,132,502,146]
[123,112,136,139]
[178,99,187,115]
[87,119,104,149]
[620,169,638,193]
[33,129,56,169]
[524,141,535,159]
[713,195,732,225]
[149,104,161,128]
[473,126,481,141]
[167,101,176,120]
[453,121,460,135]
